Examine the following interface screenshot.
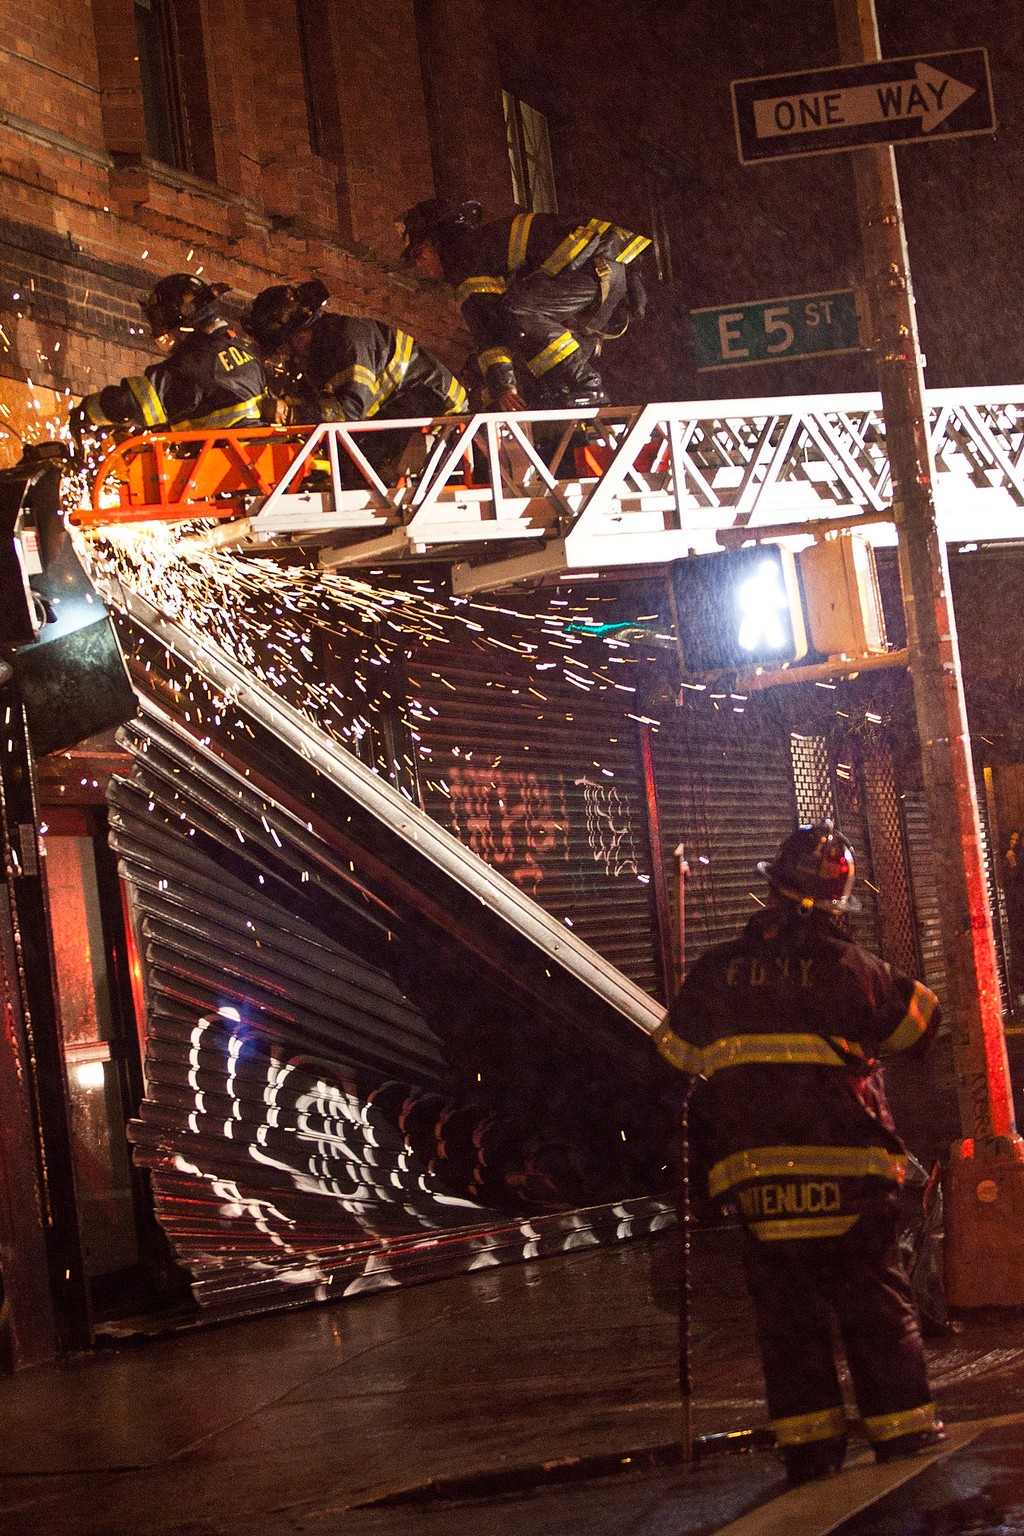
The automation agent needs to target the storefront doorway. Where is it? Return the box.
[41,800,174,1324]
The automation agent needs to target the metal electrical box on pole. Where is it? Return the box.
[831,0,1024,1307]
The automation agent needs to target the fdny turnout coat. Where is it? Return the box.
[438,212,649,399]
[285,313,467,423]
[654,905,940,1242]
[78,320,265,433]
[656,902,944,1468]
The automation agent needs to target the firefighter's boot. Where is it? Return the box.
[874,1423,947,1464]
[781,1434,847,1486]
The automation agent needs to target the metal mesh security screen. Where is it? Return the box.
[790,733,835,824]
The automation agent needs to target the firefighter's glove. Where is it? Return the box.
[263,394,303,426]
[495,386,528,413]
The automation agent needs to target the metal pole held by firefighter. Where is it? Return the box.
[673,845,693,1459]
[835,0,1024,1307]
[677,1077,696,1462]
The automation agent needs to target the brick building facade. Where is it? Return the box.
[0,0,680,465]
[0,0,467,458]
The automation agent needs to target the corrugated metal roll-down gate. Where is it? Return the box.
[108,597,674,1321]
[408,653,662,996]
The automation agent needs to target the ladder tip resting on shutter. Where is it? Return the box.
[110,590,674,1319]
[68,386,1024,591]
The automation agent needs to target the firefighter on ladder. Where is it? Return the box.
[398,199,649,411]
[243,280,468,426]
[654,821,946,1485]
[72,275,266,440]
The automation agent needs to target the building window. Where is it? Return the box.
[296,0,342,161]
[503,91,557,213]
[134,0,215,178]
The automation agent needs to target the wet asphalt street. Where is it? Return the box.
[1,1226,1023,1535]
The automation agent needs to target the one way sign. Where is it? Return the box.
[732,48,995,165]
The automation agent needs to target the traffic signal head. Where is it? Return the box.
[800,534,887,657]
[670,545,808,673]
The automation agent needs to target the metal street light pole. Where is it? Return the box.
[834,0,1024,1306]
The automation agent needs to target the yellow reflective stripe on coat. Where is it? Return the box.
[126,374,167,427]
[878,981,938,1054]
[539,218,611,276]
[81,394,114,426]
[652,1019,701,1073]
[653,1021,861,1078]
[456,275,506,304]
[616,233,651,263]
[366,330,414,418]
[478,345,515,373]
[174,396,264,430]
[340,364,378,393]
[750,1215,859,1241]
[526,330,579,376]
[771,1406,847,1446]
[445,377,469,412]
[863,1401,938,1443]
[709,1145,907,1197]
[507,212,535,273]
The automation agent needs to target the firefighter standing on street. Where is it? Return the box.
[399,199,650,411]
[655,821,945,1485]
[72,275,266,438]
[243,280,468,426]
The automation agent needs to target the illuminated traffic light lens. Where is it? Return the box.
[737,560,789,652]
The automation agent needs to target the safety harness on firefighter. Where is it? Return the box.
[504,211,650,340]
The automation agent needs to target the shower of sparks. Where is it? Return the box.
[0,383,73,460]
[79,523,670,795]
[74,507,899,823]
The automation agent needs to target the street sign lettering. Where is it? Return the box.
[754,63,975,141]
[690,289,861,371]
[732,49,995,164]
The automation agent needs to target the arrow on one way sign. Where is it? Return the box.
[753,62,975,141]
[732,48,995,164]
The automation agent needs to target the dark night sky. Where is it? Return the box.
[493,0,1023,402]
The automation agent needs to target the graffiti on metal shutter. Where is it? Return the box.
[447,766,569,895]
[576,777,639,878]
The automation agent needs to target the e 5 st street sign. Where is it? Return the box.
[732,48,995,164]
[690,289,861,371]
